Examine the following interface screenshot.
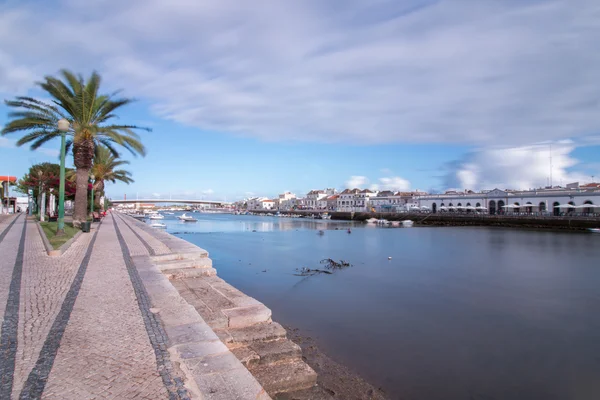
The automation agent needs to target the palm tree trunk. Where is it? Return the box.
[94,180,104,211]
[73,138,95,227]
[73,168,90,226]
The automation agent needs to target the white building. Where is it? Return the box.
[260,199,275,210]
[417,184,600,215]
[247,197,268,211]
[336,189,378,212]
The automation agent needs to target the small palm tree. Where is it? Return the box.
[1,70,148,226]
[91,146,134,210]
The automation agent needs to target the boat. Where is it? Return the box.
[149,214,164,220]
[401,220,414,228]
[178,213,197,222]
[163,212,174,215]
[588,228,600,234]
[376,219,389,225]
[366,218,378,224]
[320,213,332,220]
[150,222,167,228]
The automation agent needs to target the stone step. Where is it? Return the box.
[155,257,212,271]
[274,385,335,400]
[150,250,208,263]
[249,360,317,395]
[216,322,287,345]
[251,339,302,365]
[231,339,302,368]
[163,267,217,279]
[222,304,272,329]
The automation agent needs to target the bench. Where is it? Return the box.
[92,212,101,222]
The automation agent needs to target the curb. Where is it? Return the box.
[36,221,83,257]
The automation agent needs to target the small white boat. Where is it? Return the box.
[401,220,414,228]
[150,223,167,228]
[376,219,389,225]
[163,212,174,215]
[178,213,197,222]
[588,228,600,234]
[366,218,378,224]
[149,214,164,220]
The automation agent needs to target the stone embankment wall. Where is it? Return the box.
[122,214,325,399]
[331,212,599,231]
[249,210,599,231]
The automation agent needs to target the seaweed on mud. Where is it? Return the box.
[294,259,352,276]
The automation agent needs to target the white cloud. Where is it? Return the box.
[370,176,411,192]
[346,175,369,188]
[443,141,598,191]
[0,0,599,145]
[202,189,215,195]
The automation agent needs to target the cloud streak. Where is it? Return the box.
[443,141,599,190]
[0,0,599,145]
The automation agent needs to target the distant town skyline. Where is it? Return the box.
[1,0,599,201]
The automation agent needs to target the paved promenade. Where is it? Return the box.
[0,213,189,399]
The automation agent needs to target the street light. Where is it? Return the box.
[57,118,70,235]
[37,170,43,220]
[90,174,95,216]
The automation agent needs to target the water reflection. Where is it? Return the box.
[166,214,600,400]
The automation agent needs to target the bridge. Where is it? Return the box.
[111,199,232,206]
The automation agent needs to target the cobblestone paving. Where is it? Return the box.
[0,216,23,323]
[116,214,171,255]
[41,215,170,399]
[0,216,27,398]
[12,221,93,397]
[112,214,152,257]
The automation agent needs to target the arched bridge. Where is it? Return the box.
[111,199,232,206]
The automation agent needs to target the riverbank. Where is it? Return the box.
[249,210,600,231]
[282,325,388,400]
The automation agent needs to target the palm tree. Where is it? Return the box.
[91,146,134,210]
[1,70,148,226]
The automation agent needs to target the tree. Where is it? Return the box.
[91,146,134,210]
[1,70,148,226]
[17,163,77,215]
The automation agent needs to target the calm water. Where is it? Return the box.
[155,213,600,400]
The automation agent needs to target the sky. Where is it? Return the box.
[1,0,599,201]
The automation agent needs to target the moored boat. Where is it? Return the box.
[178,213,197,222]
[588,228,600,234]
[149,214,164,220]
[150,222,167,228]
[401,220,414,228]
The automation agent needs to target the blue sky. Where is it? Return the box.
[1,0,599,200]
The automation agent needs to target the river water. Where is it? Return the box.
[156,213,600,400]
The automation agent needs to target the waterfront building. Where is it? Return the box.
[305,190,328,209]
[336,188,378,212]
[260,199,275,210]
[417,183,600,215]
[325,195,339,210]
[247,197,269,211]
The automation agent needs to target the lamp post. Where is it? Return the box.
[57,118,70,235]
[90,174,95,216]
[37,170,43,220]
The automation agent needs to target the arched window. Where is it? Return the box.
[497,200,505,214]
[432,203,437,213]
[539,202,546,212]
[513,202,520,213]
[524,202,533,213]
[489,200,496,215]
[553,201,560,216]
[584,200,594,214]
[568,201,575,214]
[476,202,481,207]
